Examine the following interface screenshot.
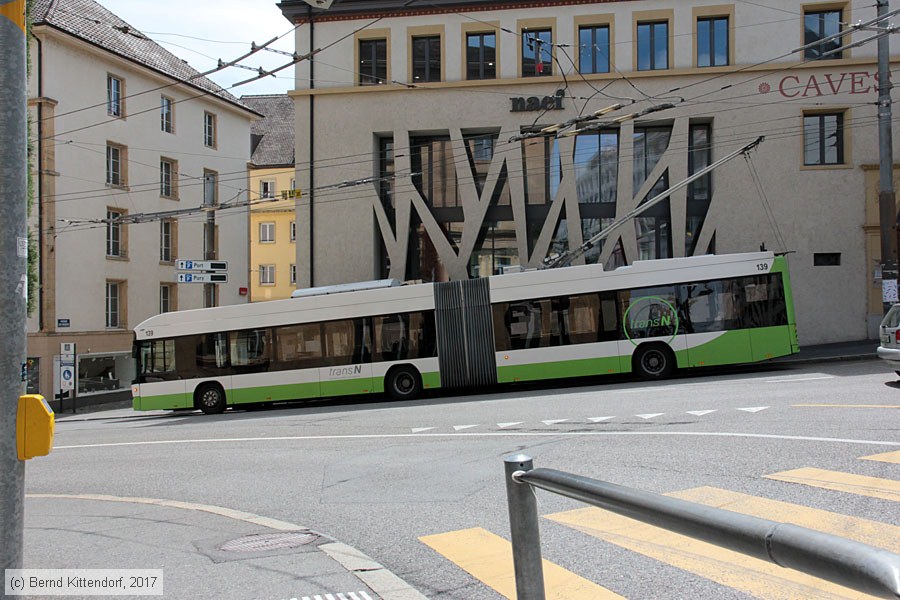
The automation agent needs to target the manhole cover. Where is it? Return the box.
[218,532,319,553]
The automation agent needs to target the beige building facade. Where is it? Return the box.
[278,0,899,346]
[27,0,257,403]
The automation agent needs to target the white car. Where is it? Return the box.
[877,303,900,374]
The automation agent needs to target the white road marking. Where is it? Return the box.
[541,419,568,425]
[411,427,434,433]
[686,410,717,416]
[588,416,615,422]
[53,432,900,450]
[763,375,834,383]
[635,413,664,420]
[497,422,523,428]
[737,406,769,413]
[453,424,478,431]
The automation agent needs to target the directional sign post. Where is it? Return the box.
[176,260,228,272]
[177,273,228,284]
[176,259,228,286]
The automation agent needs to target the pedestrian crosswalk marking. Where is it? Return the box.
[667,487,900,553]
[860,449,900,464]
[546,499,882,600]
[765,468,900,502]
[419,527,624,599]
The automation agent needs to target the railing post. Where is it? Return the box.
[504,454,546,600]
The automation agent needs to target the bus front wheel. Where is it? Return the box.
[633,344,675,380]
[196,383,227,415]
[386,366,422,401]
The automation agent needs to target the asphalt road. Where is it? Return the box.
[25,359,900,599]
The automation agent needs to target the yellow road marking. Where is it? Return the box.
[547,502,880,600]
[0,0,24,32]
[765,468,900,502]
[668,486,900,553]
[419,527,624,600]
[860,450,900,464]
[792,404,900,408]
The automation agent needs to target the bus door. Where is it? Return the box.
[318,317,374,398]
[679,281,752,367]
[194,332,233,401]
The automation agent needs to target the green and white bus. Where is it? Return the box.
[132,251,798,414]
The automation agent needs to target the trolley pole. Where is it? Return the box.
[0,0,29,572]
[877,0,898,311]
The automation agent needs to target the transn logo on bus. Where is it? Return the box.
[623,296,680,346]
[329,365,362,378]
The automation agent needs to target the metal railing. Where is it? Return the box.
[504,454,900,600]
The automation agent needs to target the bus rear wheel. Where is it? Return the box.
[386,366,422,401]
[633,344,675,380]
[196,384,227,415]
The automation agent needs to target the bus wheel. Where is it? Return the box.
[633,344,675,380]
[196,384,227,415]
[386,366,422,401]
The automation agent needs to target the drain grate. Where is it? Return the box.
[218,531,319,553]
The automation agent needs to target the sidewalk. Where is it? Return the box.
[773,339,878,365]
[21,494,427,600]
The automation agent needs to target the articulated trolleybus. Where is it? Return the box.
[132,251,799,414]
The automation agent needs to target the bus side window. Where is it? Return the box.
[229,329,271,373]
[274,323,321,370]
[196,332,230,375]
[506,300,547,350]
[492,303,510,351]
[599,292,619,341]
[323,319,355,366]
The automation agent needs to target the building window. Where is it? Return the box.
[260,222,275,243]
[160,95,173,132]
[412,35,441,82]
[159,284,174,313]
[804,9,842,60]
[204,112,217,148]
[359,38,387,85]
[203,170,218,206]
[290,221,296,242]
[697,17,729,67]
[637,21,669,71]
[410,137,459,208]
[107,74,124,117]
[259,264,275,285]
[466,32,496,80]
[106,209,125,258]
[804,112,844,165]
[106,143,126,186]
[105,281,122,328]
[260,180,276,198]
[522,29,552,77]
[687,124,712,255]
[579,25,610,74]
[290,264,297,284]
[160,220,175,263]
[160,158,177,198]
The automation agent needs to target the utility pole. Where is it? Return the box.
[0,0,29,572]
[877,0,898,311]
[203,172,216,307]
